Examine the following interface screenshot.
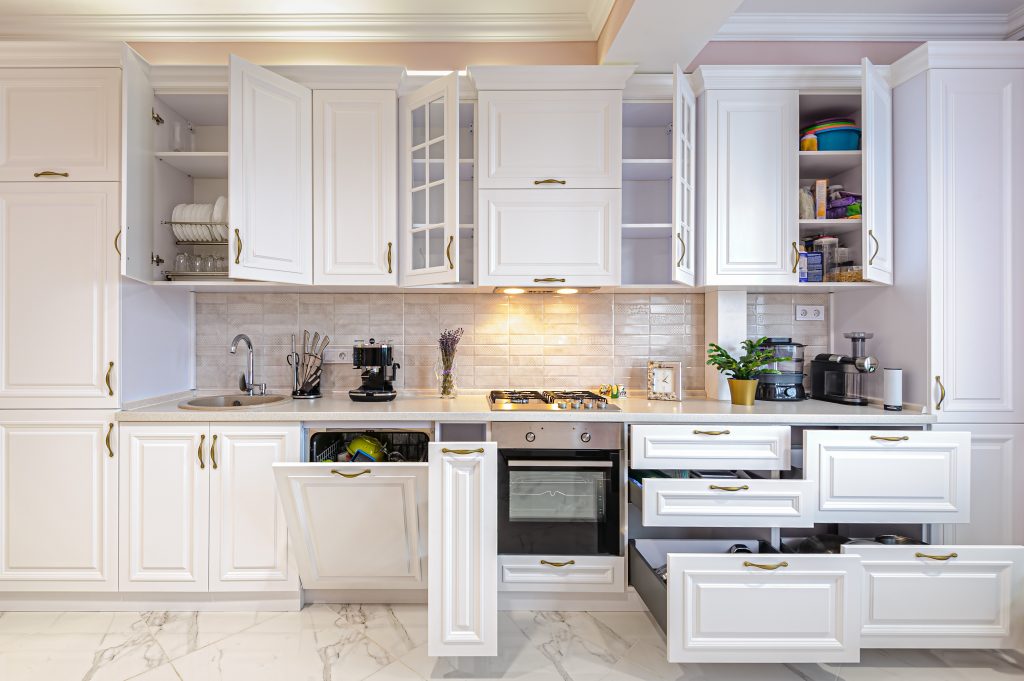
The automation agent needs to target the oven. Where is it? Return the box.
[494,422,622,556]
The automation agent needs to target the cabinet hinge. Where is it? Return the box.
[151,108,165,125]
[151,252,165,266]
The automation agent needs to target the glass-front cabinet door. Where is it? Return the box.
[672,64,696,286]
[400,73,460,285]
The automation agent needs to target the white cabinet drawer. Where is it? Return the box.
[478,90,621,189]
[804,430,971,523]
[631,425,790,470]
[842,544,1024,649]
[639,478,813,528]
[629,539,861,664]
[498,555,623,593]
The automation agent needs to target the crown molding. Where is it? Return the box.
[1008,5,1024,41]
[622,73,673,100]
[889,41,1024,87]
[0,40,124,67]
[468,65,636,91]
[692,64,891,95]
[586,0,617,37]
[716,12,1013,42]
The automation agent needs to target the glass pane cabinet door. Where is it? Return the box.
[672,64,696,286]
[400,73,460,285]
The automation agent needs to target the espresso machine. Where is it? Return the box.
[810,331,878,406]
[349,338,400,402]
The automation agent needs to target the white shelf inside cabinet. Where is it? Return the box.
[155,151,229,178]
[798,219,863,236]
[798,151,861,177]
[623,223,672,238]
[622,159,672,181]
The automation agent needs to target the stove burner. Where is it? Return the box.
[489,390,544,404]
[488,389,615,411]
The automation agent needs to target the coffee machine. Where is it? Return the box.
[810,331,878,406]
[349,338,400,402]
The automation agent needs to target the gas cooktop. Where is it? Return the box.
[487,390,620,411]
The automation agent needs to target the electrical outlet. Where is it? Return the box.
[795,304,825,321]
[322,349,348,365]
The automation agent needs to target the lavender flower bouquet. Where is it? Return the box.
[436,327,464,398]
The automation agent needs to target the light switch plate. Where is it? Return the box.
[795,305,825,321]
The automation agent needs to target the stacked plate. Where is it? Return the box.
[170,197,228,242]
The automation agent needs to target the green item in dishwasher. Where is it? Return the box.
[346,435,386,462]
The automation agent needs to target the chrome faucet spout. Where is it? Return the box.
[229,334,263,396]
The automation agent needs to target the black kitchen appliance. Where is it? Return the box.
[810,331,878,406]
[756,337,806,401]
[494,421,622,556]
[349,338,400,402]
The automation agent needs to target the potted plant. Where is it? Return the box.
[706,337,781,406]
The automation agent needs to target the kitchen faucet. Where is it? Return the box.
[230,333,266,396]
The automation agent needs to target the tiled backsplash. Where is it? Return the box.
[195,291,828,394]
[747,292,830,388]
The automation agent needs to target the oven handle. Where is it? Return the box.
[507,460,614,468]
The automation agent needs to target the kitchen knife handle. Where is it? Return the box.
[744,560,788,570]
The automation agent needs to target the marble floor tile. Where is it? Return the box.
[507,611,633,681]
[829,648,1024,681]
[141,611,279,660]
[169,631,325,681]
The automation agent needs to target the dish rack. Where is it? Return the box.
[309,430,430,463]
[161,220,229,246]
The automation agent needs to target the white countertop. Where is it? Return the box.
[118,392,934,425]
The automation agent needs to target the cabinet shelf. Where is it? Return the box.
[623,223,672,238]
[798,151,861,178]
[155,152,229,178]
[799,218,863,236]
[623,158,672,181]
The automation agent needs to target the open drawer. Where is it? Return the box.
[630,539,861,663]
[631,425,790,471]
[804,430,971,523]
[273,462,427,590]
[841,544,1024,649]
[630,476,814,528]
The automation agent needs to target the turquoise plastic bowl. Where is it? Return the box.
[816,128,861,151]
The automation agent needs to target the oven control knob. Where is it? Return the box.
[571,401,582,409]
[525,432,536,443]
[580,432,592,443]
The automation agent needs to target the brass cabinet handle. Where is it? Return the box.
[234,229,242,265]
[534,277,566,283]
[210,434,218,470]
[693,429,730,436]
[105,361,114,396]
[534,179,566,185]
[677,232,686,267]
[114,229,122,257]
[105,423,114,458]
[870,435,909,442]
[540,559,576,568]
[935,375,946,410]
[916,552,958,561]
[791,241,800,274]
[34,170,69,178]
[744,560,788,570]
[709,484,749,492]
[869,229,880,266]
[387,241,393,274]
[441,447,484,455]
[197,434,206,469]
[446,235,454,270]
[331,468,371,478]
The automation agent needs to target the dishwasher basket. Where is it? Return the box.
[309,429,430,463]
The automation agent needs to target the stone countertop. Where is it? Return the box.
[117,392,935,425]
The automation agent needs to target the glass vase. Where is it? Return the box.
[435,352,458,399]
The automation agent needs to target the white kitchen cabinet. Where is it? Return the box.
[0,68,120,182]
[477,90,621,189]
[844,544,1024,649]
[229,55,312,285]
[274,461,428,590]
[701,89,799,285]
[0,182,119,408]
[428,442,497,657]
[640,477,813,528]
[630,424,790,470]
[0,413,117,591]
[803,430,971,524]
[672,65,696,286]
[861,58,893,284]
[498,555,624,593]
[477,188,620,287]
[313,90,397,285]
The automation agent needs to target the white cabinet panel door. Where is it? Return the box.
[0,68,120,182]
[122,47,153,281]
[862,58,893,284]
[929,69,1024,421]
[498,555,624,593]
[845,545,1024,649]
[642,478,813,528]
[0,414,117,591]
[804,430,970,523]
[478,90,621,189]
[703,89,798,285]
[229,55,312,284]
[666,554,861,663]
[120,424,209,592]
[210,424,299,592]
[672,65,696,286]
[630,424,790,471]
[314,90,397,285]
[274,462,428,590]
[0,183,119,408]
[478,188,620,286]
[428,442,497,657]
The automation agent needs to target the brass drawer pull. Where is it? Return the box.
[34,170,69,178]
[446,235,454,270]
[197,434,206,469]
[540,559,575,568]
[677,231,686,267]
[210,434,218,470]
[870,435,909,442]
[387,241,393,274]
[441,447,484,455]
[915,552,958,561]
[234,229,242,265]
[534,179,566,185]
[114,229,122,257]
[693,429,730,436]
[869,229,880,265]
[105,423,114,458]
[791,241,800,273]
[935,375,946,410]
[744,560,788,570]
[105,361,114,396]
[534,277,566,283]
[709,484,749,492]
[331,468,371,478]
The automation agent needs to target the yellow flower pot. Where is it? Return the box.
[728,379,758,406]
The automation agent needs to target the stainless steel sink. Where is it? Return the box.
[179,394,289,410]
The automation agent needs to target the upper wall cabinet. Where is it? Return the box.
[478,90,621,190]
[861,58,893,285]
[0,68,120,182]
[314,90,397,285]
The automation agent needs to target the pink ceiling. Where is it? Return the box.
[687,41,922,70]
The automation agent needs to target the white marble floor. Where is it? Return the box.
[0,606,1020,681]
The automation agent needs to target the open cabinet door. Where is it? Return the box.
[672,64,696,286]
[862,58,893,285]
[122,46,153,281]
[400,73,460,286]
[229,55,312,284]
